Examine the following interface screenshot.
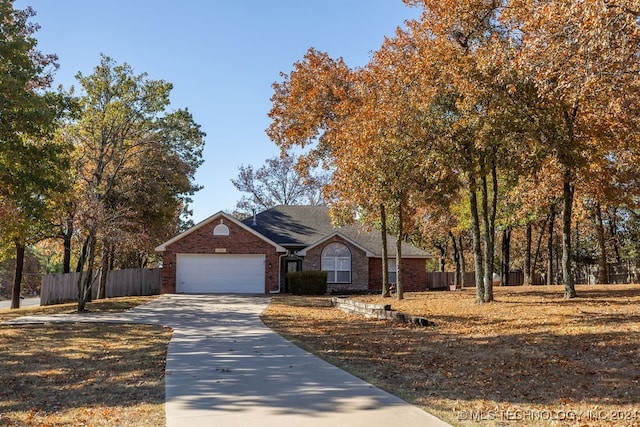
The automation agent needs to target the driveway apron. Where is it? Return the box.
[6,294,450,427]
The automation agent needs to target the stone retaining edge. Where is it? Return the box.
[331,296,435,327]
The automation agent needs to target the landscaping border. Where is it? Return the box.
[331,297,435,327]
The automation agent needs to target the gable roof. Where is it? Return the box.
[154,211,287,252]
[243,205,431,258]
[297,232,376,257]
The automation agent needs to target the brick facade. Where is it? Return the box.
[161,219,281,293]
[368,258,427,292]
[158,211,429,295]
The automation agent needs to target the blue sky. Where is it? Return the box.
[15,1,420,223]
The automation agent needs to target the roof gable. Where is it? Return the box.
[154,211,286,252]
[297,232,375,257]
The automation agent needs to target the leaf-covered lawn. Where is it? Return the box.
[261,285,640,427]
[0,296,160,323]
[0,297,170,426]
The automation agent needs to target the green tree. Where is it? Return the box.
[0,1,70,309]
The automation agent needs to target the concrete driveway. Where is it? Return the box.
[0,297,40,309]
[6,294,450,427]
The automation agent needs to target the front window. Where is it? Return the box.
[388,258,397,284]
[321,242,351,283]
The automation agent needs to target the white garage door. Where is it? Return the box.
[176,254,265,294]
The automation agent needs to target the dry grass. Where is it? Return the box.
[261,285,640,427]
[0,296,160,323]
[0,296,170,426]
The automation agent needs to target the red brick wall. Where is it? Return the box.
[368,258,427,292]
[160,219,281,293]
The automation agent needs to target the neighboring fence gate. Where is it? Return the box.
[41,268,161,306]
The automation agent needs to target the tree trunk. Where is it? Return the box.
[547,210,555,285]
[434,242,447,273]
[62,217,73,274]
[607,208,622,264]
[458,236,466,288]
[78,233,98,312]
[450,231,461,287]
[501,227,511,286]
[395,204,403,301]
[380,203,390,297]
[562,169,577,298]
[532,216,548,285]
[468,175,485,303]
[480,171,495,303]
[594,203,608,284]
[524,223,532,286]
[76,236,89,273]
[11,240,26,309]
[97,245,110,299]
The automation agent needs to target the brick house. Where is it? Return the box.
[155,205,431,294]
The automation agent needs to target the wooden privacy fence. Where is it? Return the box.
[426,272,476,289]
[41,268,161,306]
[427,264,640,288]
[426,271,544,288]
[575,263,640,285]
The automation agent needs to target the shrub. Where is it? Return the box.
[287,271,328,295]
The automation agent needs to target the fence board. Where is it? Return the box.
[575,263,640,284]
[41,268,161,306]
[426,271,544,288]
[428,263,640,288]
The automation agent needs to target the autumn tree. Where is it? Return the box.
[268,2,520,303]
[269,0,640,301]
[0,1,70,309]
[268,47,432,300]
[231,152,328,216]
[64,55,204,310]
[503,0,640,297]
[392,0,542,302]
[407,0,640,299]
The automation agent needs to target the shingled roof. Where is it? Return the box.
[242,205,431,258]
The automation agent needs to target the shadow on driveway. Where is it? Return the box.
[7,294,450,427]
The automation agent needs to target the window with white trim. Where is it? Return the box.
[321,242,351,283]
[388,258,397,284]
[213,223,229,236]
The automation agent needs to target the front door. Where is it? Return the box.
[283,258,302,293]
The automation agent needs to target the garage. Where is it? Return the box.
[176,254,265,294]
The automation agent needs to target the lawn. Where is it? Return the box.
[261,285,640,427]
[0,297,171,427]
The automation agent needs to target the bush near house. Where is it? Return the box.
[287,271,328,295]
